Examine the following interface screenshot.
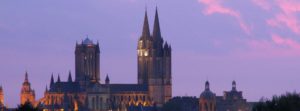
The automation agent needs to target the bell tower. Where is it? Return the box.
[75,38,100,84]
[137,8,172,107]
[137,10,154,85]
[20,71,35,105]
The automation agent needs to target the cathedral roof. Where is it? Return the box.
[109,84,148,93]
[49,82,83,93]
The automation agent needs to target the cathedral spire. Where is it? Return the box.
[50,73,54,86]
[105,74,110,84]
[142,10,151,37]
[68,71,72,82]
[57,74,61,83]
[153,7,162,39]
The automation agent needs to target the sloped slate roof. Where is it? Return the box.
[49,82,83,93]
[109,84,148,93]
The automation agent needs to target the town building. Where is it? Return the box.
[20,72,36,105]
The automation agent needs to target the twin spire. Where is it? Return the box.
[141,7,162,39]
[153,8,162,39]
[142,11,151,37]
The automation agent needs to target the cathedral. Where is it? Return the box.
[34,8,171,111]
[0,7,257,111]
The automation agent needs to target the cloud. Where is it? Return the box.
[252,0,271,10]
[271,33,300,49]
[266,0,300,35]
[198,0,251,34]
[237,34,300,58]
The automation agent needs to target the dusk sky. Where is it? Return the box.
[1,0,300,107]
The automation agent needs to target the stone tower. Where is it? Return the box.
[75,38,100,85]
[0,86,4,105]
[199,81,216,111]
[20,71,35,105]
[137,8,172,107]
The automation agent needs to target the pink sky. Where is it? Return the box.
[1,0,300,107]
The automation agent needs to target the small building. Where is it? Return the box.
[20,72,36,105]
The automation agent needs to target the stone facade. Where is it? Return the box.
[37,8,172,111]
[20,72,35,105]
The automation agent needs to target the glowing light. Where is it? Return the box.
[144,51,148,56]
[74,101,78,111]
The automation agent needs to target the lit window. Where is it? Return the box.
[144,51,148,56]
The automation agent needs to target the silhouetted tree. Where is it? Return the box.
[15,101,41,111]
[252,92,300,111]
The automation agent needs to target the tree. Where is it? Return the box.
[162,96,199,111]
[252,92,300,111]
[16,101,41,111]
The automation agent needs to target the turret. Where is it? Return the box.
[205,81,210,91]
[57,74,61,83]
[232,80,237,91]
[163,42,171,57]
[105,75,110,84]
[68,71,72,82]
[50,73,54,88]
[45,85,48,93]
[24,71,29,83]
